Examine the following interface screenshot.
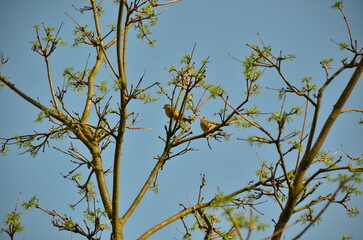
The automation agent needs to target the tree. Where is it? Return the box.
[1,193,25,240]
[1,1,363,239]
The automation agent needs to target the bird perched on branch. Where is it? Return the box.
[163,104,192,123]
[199,116,239,132]
[199,116,223,136]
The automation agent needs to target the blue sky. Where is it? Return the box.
[1,0,363,239]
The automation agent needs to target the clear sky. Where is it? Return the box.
[1,0,363,239]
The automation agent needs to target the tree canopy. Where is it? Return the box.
[1,1,363,240]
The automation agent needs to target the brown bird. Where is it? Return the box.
[199,116,222,134]
[163,104,192,123]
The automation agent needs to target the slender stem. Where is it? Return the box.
[117,3,127,83]
[90,0,119,78]
[341,108,363,113]
[305,94,321,153]
[295,99,309,170]
[80,0,107,124]
[81,51,104,123]
[0,75,48,112]
[111,1,128,239]
[137,181,263,239]
[44,56,59,110]
[122,155,166,222]
[90,0,103,40]
[275,69,316,107]
[339,7,354,49]
[275,143,292,189]
[137,201,210,240]
[92,152,113,218]
[100,45,119,77]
